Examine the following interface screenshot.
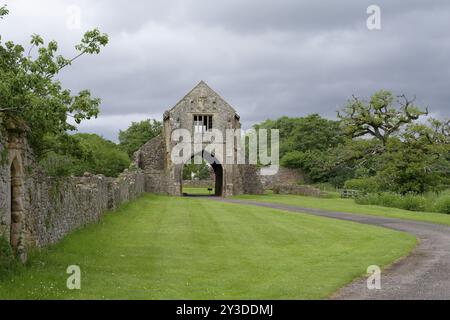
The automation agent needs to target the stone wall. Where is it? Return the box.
[259,167,304,190]
[272,184,325,197]
[240,165,265,195]
[23,170,145,247]
[0,127,146,256]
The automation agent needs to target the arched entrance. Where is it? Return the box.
[10,158,23,252]
[181,151,223,197]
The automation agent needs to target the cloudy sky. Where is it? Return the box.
[2,0,449,141]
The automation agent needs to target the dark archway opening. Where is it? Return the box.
[182,151,223,197]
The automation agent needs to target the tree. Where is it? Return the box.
[75,134,130,177]
[374,138,448,194]
[337,90,428,146]
[281,138,378,187]
[0,5,108,156]
[255,114,343,157]
[39,133,130,177]
[119,119,162,157]
[183,161,211,180]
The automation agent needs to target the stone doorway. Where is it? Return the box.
[181,151,223,197]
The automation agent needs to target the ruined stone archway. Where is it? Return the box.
[134,81,264,197]
[181,151,223,196]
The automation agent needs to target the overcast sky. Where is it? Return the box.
[2,0,449,141]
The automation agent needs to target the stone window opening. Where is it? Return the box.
[193,115,212,133]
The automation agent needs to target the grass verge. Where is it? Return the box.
[234,194,450,226]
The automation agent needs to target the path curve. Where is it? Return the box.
[212,198,450,300]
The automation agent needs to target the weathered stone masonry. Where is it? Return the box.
[0,124,145,260]
[134,81,264,197]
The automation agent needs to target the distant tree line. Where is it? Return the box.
[257,90,449,194]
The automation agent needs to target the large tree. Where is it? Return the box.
[0,5,108,155]
[337,90,428,146]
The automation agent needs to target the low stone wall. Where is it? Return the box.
[0,128,146,254]
[182,180,214,188]
[259,167,304,190]
[22,169,145,248]
[108,170,145,211]
[273,184,325,197]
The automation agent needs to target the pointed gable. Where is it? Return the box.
[168,81,238,115]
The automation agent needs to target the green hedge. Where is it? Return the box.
[355,192,450,214]
[344,177,381,193]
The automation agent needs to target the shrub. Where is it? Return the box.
[434,195,450,214]
[355,193,380,205]
[399,193,427,212]
[356,190,450,214]
[39,152,77,177]
[0,237,16,280]
[356,192,426,212]
[344,177,381,193]
[377,193,403,208]
[356,192,400,207]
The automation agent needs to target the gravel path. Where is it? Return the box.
[212,198,450,300]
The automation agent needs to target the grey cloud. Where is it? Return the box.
[2,0,449,141]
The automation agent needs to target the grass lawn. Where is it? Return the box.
[0,194,416,299]
[182,186,214,195]
[234,194,450,226]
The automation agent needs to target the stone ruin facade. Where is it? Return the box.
[0,81,264,260]
[134,81,264,197]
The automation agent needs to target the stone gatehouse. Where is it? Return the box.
[134,81,264,197]
[0,81,263,260]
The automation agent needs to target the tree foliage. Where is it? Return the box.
[258,91,449,193]
[338,90,428,145]
[39,133,130,177]
[0,6,108,156]
[119,119,162,157]
[183,161,211,180]
[256,114,343,157]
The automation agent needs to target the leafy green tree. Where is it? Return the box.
[119,119,162,157]
[75,134,130,177]
[0,5,108,155]
[261,92,448,193]
[380,118,450,193]
[338,90,428,146]
[183,161,211,180]
[39,133,130,177]
[255,114,343,157]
